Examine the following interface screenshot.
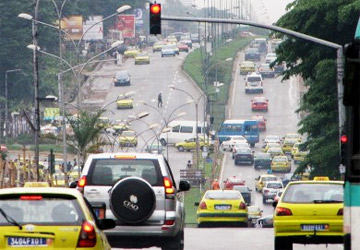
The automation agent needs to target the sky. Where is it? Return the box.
[192,0,293,24]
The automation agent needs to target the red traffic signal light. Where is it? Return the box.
[340,135,348,144]
[150,4,161,14]
[149,3,161,35]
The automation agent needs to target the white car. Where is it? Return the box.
[245,72,263,94]
[232,143,251,159]
[265,53,277,64]
[263,135,282,145]
[262,181,284,204]
[220,135,248,151]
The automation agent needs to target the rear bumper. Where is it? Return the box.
[275,235,344,244]
[197,212,248,223]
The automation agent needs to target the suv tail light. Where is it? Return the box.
[162,219,175,231]
[77,176,87,193]
[239,202,246,209]
[264,189,269,194]
[276,207,292,216]
[199,201,207,210]
[163,177,175,195]
[337,208,343,216]
[77,221,96,247]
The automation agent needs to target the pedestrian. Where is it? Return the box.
[211,179,220,190]
[67,161,72,172]
[158,93,163,108]
[186,160,192,169]
[73,158,77,167]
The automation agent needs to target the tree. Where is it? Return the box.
[67,109,107,167]
[274,0,360,178]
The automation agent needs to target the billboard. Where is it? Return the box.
[115,15,135,38]
[61,16,83,41]
[83,16,104,41]
[43,108,60,121]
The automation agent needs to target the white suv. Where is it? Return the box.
[262,181,284,204]
[75,153,190,249]
[245,73,264,94]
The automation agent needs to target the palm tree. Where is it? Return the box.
[67,109,108,168]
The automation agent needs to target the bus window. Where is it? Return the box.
[180,126,193,133]
[197,126,201,133]
[172,125,180,133]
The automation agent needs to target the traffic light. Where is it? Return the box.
[340,134,348,165]
[149,3,161,35]
[48,149,55,175]
[343,40,360,106]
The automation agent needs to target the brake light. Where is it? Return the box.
[276,207,292,216]
[163,177,175,194]
[162,219,175,231]
[264,189,269,194]
[78,176,87,188]
[337,208,343,216]
[77,221,96,247]
[199,201,207,209]
[239,202,246,209]
[20,195,43,200]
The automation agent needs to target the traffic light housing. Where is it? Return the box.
[149,3,161,35]
[340,134,348,165]
[343,40,360,106]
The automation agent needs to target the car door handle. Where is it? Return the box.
[86,189,100,194]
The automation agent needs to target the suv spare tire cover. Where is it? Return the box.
[110,177,156,224]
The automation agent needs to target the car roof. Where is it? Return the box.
[0,187,82,198]
[86,152,161,160]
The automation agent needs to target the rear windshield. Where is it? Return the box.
[262,177,277,182]
[0,195,83,226]
[282,183,343,203]
[247,76,262,82]
[88,159,162,186]
[205,191,241,200]
[267,182,282,189]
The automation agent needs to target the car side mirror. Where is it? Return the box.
[194,202,200,206]
[272,201,278,208]
[98,219,116,230]
[179,180,191,191]
[69,181,78,188]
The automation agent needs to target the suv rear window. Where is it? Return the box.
[87,159,162,186]
[247,76,262,82]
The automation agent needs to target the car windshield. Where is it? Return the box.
[263,176,277,182]
[233,186,248,192]
[273,157,287,162]
[282,183,343,203]
[0,196,83,225]
[247,76,262,82]
[205,191,241,200]
[256,153,271,159]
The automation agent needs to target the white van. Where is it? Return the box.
[159,120,207,145]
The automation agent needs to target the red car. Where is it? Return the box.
[223,176,246,190]
[177,43,189,52]
[252,115,267,131]
[251,96,269,112]
[0,144,7,152]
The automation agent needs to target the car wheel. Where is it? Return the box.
[161,230,184,250]
[262,197,267,204]
[250,143,255,147]
[274,237,292,250]
[177,146,185,152]
[110,177,156,224]
[160,139,167,146]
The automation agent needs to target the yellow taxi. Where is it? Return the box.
[282,138,299,154]
[166,35,178,43]
[24,182,50,187]
[152,41,165,52]
[284,133,302,142]
[255,174,278,192]
[266,147,285,158]
[116,94,133,109]
[111,120,130,134]
[134,52,150,65]
[0,187,115,249]
[123,46,140,58]
[262,142,281,153]
[240,61,256,75]
[291,142,300,157]
[96,117,111,129]
[195,189,248,227]
[293,149,309,164]
[273,180,344,249]
[271,156,291,173]
[174,137,210,152]
[119,130,137,147]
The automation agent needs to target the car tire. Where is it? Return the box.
[161,230,184,250]
[160,139,167,146]
[274,237,292,250]
[262,197,267,204]
[110,177,156,224]
[177,146,185,152]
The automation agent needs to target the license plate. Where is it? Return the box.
[301,224,328,231]
[8,237,48,247]
[215,205,231,210]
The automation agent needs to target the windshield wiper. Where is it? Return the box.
[0,208,22,230]
[313,200,342,204]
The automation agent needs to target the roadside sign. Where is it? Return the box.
[83,16,104,41]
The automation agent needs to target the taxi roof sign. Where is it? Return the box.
[313,176,330,181]
[24,182,50,187]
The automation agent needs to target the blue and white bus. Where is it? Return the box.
[217,119,259,147]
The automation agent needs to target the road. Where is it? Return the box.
[86,43,342,249]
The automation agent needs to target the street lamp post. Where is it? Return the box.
[4,69,21,144]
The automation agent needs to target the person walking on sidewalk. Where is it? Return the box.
[158,93,163,108]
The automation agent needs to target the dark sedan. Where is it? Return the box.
[244,48,261,61]
[233,185,252,206]
[254,152,272,170]
[234,148,254,165]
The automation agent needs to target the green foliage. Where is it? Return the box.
[275,0,360,178]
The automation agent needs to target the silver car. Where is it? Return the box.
[76,153,190,250]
